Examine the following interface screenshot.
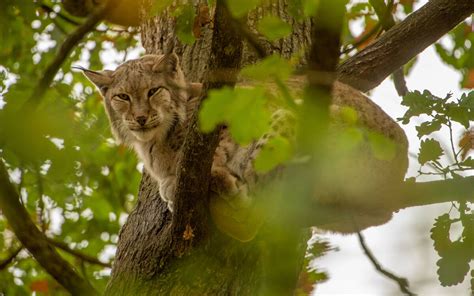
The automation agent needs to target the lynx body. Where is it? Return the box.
[82,53,408,239]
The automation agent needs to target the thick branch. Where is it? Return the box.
[304,176,474,228]
[0,162,97,295]
[337,0,474,91]
[170,0,244,252]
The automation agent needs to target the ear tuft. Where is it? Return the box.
[160,52,179,74]
[142,53,180,74]
[75,66,113,94]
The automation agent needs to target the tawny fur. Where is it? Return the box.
[82,54,408,234]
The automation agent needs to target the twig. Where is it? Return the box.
[0,247,22,270]
[40,4,82,26]
[24,0,114,110]
[46,238,111,268]
[357,232,416,296]
[447,121,461,169]
[35,166,46,233]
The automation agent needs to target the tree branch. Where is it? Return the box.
[0,161,98,295]
[170,0,244,252]
[46,238,111,268]
[337,0,474,92]
[0,247,22,270]
[40,3,83,26]
[25,0,114,110]
[357,232,415,296]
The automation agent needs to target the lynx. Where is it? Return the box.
[81,53,259,213]
[81,53,408,240]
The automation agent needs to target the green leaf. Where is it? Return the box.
[418,138,444,165]
[199,87,271,145]
[338,106,358,125]
[174,5,196,45]
[416,120,443,138]
[446,104,470,128]
[241,55,293,82]
[227,0,261,17]
[401,90,435,119]
[257,16,292,41]
[367,132,397,161]
[254,136,292,173]
[436,242,471,287]
[302,0,320,17]
[460,157,474,168]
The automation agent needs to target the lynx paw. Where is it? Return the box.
[210,168,251,209]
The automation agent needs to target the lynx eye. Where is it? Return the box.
[148,87,162,98]
[116,93,130,101]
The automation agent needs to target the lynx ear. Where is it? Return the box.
[156,52,180,74]
[75,66,113,94]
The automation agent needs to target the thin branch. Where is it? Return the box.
[0,247,22,270]
[0,162,97,295]
[337,0,474,92]
[357,232,416,296]
[46,238,111,268]
[35,167,46,233]
[24,0,115,110]
[40,4,82,26]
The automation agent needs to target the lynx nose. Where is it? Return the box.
[136,116,147,126]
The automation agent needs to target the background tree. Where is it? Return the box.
[0,0,473,295]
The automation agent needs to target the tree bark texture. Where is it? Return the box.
[105,2,311,295]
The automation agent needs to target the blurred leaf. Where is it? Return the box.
[254,136,292,173]
[257,16,292,41]
[227,0,261,17]
[199,87,271,144]
[174,5,196,45]
[241,55,293,82]
[367,132,397,161]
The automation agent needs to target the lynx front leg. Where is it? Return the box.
[209,166,264,242]
[159,176,177,212]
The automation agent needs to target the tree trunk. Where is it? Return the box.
[105,1,311,295]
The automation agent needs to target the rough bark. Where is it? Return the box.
[106,2,311,295]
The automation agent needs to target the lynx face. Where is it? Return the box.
[81,54,188,145]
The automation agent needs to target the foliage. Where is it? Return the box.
[400,88,474,291]
[0,1,141,293]
[0,0,473,294]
